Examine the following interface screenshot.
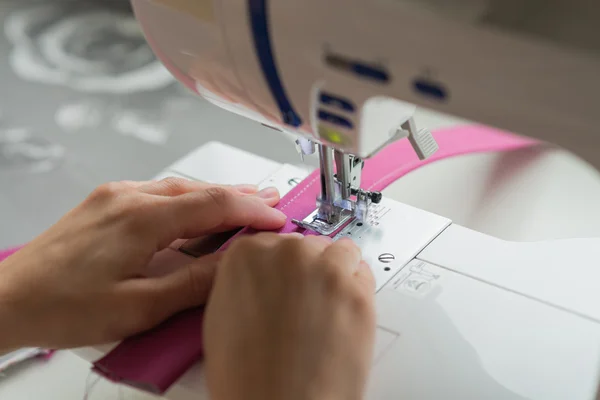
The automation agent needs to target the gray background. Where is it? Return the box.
[0,0,306,248]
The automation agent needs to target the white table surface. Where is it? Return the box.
[2,108,600,399]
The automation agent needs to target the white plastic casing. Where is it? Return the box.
[132,0,600,166]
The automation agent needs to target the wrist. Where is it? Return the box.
[0,262,32,352]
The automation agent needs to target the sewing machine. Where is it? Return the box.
[73,0,600,398]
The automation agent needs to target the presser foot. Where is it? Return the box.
[292,208,353,235]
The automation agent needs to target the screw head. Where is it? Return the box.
[370,191,383,204]
[288,178,302,186]
[378,253,395,263]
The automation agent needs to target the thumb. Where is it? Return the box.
[141,252,222,326]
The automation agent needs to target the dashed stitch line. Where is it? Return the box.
[279,176,319,211]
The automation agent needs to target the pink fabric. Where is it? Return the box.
[0,247,21,263]
[93,309,202,393]
[93,125,540,394]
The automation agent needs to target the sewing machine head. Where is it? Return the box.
[130,0,600,233]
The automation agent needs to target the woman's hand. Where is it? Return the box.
[204,233,376,400]
[0,178,285,351]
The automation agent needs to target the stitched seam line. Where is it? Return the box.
[279,176,319,211]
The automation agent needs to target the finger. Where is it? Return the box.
[320,238,362,276]
[121,180,157,188]
[354,260,376,295]
[139,177,259,197]
[128,252,222,327]
[226,232,300,256]
[154,187,285,245]
[139,178,209,196]
[302,234,334,254]
[282,232,305,239]
[224,232,312,262]
[252,187,281,207]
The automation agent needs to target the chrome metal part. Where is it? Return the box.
[295,137,316,161]
[334,150,363,201]
[317,144,340,221]
[293,144,384,234]
[292,207,353,235]
[354,189,370,221]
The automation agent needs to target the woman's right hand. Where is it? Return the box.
[204,233,376,400]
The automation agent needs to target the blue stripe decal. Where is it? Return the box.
[318,109,354,129]
[248,0,302,127]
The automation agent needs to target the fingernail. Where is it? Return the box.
[234,184,259,194]
[257,186,280,199]
[270,208,287,221]
[285,232,304,238]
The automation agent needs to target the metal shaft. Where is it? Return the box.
[319,144,335,204]
[334,150,351,199]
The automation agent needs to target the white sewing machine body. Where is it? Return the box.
[75,141,600,400]
[132,0,600,165]
[131,0,600,240]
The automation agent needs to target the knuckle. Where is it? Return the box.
[159,177,189,192]
[87,184,152,230]
[348,289,375,318]
[203,186,232,208]
[89,182,125,202]
[205,186,230,202]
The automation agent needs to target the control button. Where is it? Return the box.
[325,53,390,83]
[320,92,355,112]
[351,63,389,82]
[413,79,448,100]
[378,253,395,263]
[369,191,383,204]
[318,110,353,129]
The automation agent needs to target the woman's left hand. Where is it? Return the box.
[0,178,285,351]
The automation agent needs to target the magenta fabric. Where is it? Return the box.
[93,125,540,394]
[93,309,203,393]
[0,247,22,263]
